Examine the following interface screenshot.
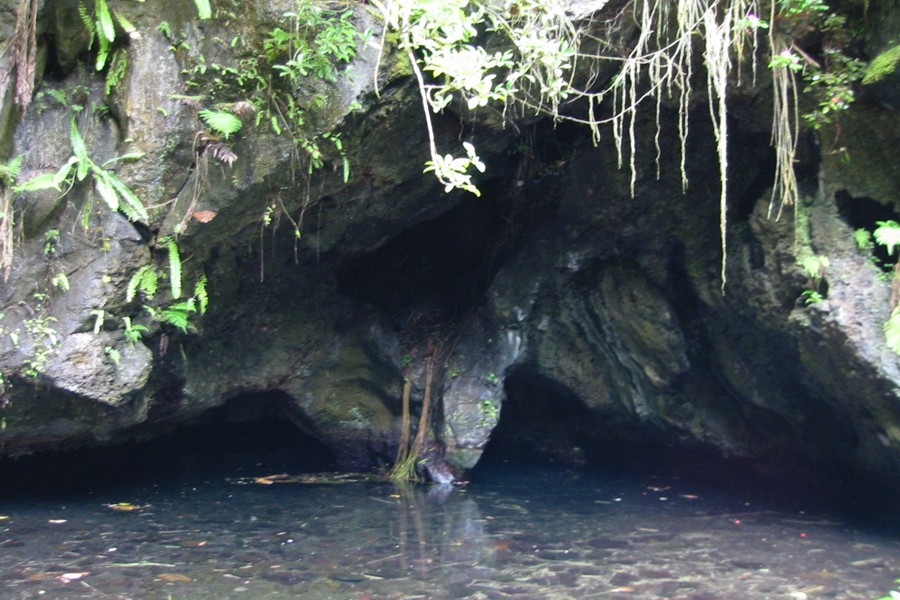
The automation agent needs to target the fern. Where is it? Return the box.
[78,3,95,40]
[160,300,197,333]
[0,155,23,185]
[100,170,149,222]
[95,0,116,43]
[194,274,209,314]
[199,109,243,140]
[167,238,182,299]
[126,265,158,303]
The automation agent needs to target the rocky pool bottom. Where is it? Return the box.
[1,412,899,600]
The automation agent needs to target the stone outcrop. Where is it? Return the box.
[0,0,898,498]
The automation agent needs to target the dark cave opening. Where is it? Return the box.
[0,393,334,499]
[836,189,900,272]
[474,367,894,521]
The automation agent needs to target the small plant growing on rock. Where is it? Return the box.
[870,221,900,355]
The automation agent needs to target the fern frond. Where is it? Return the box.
[78,2,96,43]
[194,274,208,314]
[113,11,136,34]
[93,171,120,212]
[167,238,182,299]
[126,265,158,302]
[199,109,242,140]
[70,118,89,181]
[103,170,149,222]
[95,0,116,43]
[0,155,23,185]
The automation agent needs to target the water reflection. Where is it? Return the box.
[0,467,899,599]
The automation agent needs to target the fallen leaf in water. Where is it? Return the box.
[105,502,150,512]
[253,474,290,485]
[158,573,192,583]
[59,572,89,582]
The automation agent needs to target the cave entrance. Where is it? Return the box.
[475,368,602,470]
[0,392,333,498]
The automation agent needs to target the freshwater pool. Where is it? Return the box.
[1,465,898,599]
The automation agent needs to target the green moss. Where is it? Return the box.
[862,44,900,85]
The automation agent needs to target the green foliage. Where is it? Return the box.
[21,293,60,377]
[165,237,183,299]
[854,228,873,251]
[15,116,149,223]
[875,221,900,256]
[877,579,900,600]
[126,239,208,335]
[0,155,23,186]
[885,310,900,355]
[778,0,829,16]
[104,345,122,366]
[184,0,365,176]
[862,222,900,356]
[126,265,159,303]
[798,253,830,282]
[122,316,148,346]
[198,108,243,139]
[800,289,824,305]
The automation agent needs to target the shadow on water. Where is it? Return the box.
[0,394,335,500]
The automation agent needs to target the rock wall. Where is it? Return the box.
[0,0,899,496]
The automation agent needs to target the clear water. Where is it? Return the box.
[1,464,899,600]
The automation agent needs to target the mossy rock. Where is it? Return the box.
[863,44,900,85]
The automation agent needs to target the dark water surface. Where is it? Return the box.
[1,463,899,600]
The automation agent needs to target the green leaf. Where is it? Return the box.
[127,265,158,302]
[199,109,242,140]
[113,11,136,34]
[96,0,116,43]
[167,238,182,299]
[70,118,90,181]
[13,157,79,192]
[885,307,900,355]
[194,274,208,314]
[103,171,149,222]
[854,228,872,251]
[193,0,212,19]
[93,172,121,212]
[101,152,145,168]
